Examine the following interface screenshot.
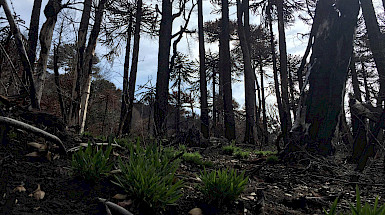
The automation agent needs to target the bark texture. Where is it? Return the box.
[27,0,42,67]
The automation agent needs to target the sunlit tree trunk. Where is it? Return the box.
[79,0,107,133]
[35,0,62,105]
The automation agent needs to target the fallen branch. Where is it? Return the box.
[67,142,122,153]
[98,198,134,215]
[0,116,67,154]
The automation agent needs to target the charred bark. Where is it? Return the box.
[27,0,42,68]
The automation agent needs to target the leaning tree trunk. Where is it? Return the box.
[287,0,360,156]
[27,0,42,69]
[360,0,385,106]
[198,0,209,139]
[69,0,92,130]
[154,0,172,136]
[117,15,133,137]
[220,0,236,141]
[277,0,292,145]
[236,0,256,144]
[0,0,39,109]
[79,0,107,134]
[124,0,142,136]
[35,0,62,106]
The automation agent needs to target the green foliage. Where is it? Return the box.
[183,152,213,167]
[324,186,385,215]
[71,142,113,182]
[222,144,250,159]
[114,138,129,147]
[255,150,277,156]
[266,155,279,163]
[113,140,184,211]
[234,150,249,159]
[199,168,248,206]
[81,131,93,137]
[222,144,237,155]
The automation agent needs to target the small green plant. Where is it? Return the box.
[199,168,248,206]
[324,186,385,215]
[113,141,183,211]
[255,150,277,156]
[114,138,130,147]
[234,150,249,159]
[182,152,213,167]
[81,131,93,137]
[71,142,113,182]
[266,155,279,163]
[222,144,237,155]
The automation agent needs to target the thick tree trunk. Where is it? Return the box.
[117,15,133,137]
[79,0,107,133]
[27,0,42,68]
[277,0,292,145]
[124,0,142,136]
[198,0,209,139]
[288,62,296,119]
[69,0,92,129]
[236,0,256,144]
[0,0,39,109]
[360,0,385,106]
[220,0,236,141]
[154,0,172,136]
[35,0,62,105]
[361,61,371,103]
[290,0,359,156]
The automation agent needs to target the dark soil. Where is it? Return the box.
[1,123,385,214]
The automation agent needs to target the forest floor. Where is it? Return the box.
[1,116,385,214]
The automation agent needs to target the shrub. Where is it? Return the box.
[113,141,183,211]
[266,155,279,163]
[199,168,248,206]
[324,186,385,215]
[71,142,113,182]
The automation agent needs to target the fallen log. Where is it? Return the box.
[0,116,67,154]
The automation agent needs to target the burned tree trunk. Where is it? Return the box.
[287,0,360,156]
[27,0,42,68]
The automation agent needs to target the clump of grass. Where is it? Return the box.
[255,150,277,156]
[81,131,93,137]
[266,155,279,163]
[199,168,248,206]
[113,140,183,212]
[234,150,249,159]
[183,152,213,167]
[71,142,113,182]
[324,186,385,215]
[222,144,237,155]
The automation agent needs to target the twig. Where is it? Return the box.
[98,198,134,215]
[0,116,67,154]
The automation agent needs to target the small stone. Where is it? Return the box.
[188,208,202,215]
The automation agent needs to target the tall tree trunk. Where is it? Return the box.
[288,61,296,119]
[27,0,42,68]
[155,0,172,136]
[260,61,268,146]
[289,0,360,156]
[0,0,39,109]
[220,0,236,141]
[360,0,385,107]
[236,0,256,144]
[79,0,107,133]
[124,0,142,136]
[212,70,218,136]
[54,23,66,123]
[176,76,181,132]
[35,0,62,105]
[198,0,209,139]
[117,14,133,137]
[69,0,92,129]
[267,2,284,136]
[277,0,292,145]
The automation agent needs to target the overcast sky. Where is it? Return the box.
[8,0,318,112]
